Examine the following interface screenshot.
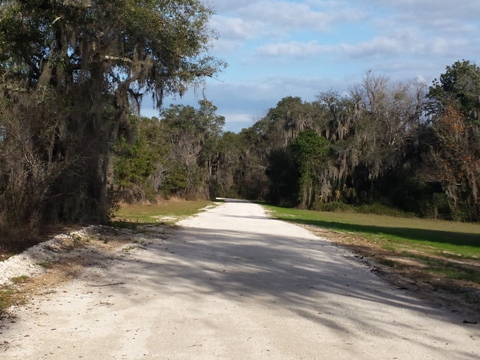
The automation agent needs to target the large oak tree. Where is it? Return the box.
[0,0,222,223]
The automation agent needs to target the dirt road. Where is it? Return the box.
[1,200,479,359]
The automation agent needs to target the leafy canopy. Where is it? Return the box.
[0,0,224,106]
[429,60,480,122]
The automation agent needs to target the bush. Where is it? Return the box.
[355,203,414,217]
[311,201,353,212]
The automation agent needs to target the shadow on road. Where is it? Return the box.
[98,219,477,359]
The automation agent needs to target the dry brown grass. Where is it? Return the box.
[0,227,135,315]
[112,199,213,226]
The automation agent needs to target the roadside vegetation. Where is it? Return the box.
[0,276,30,313]
[112,200,214,227]
[0,285,21,313]
[267,205,480,309]
[0,0,222,250]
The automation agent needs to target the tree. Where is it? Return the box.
[233,75,429,212]
[0,0,222,223]
[290,130,329,207]
[266,148,298,206]
[214,131,243,198]
[429,60,480,122]
[158,101,224,199]
[0,84,73,228]
[350,72,426,178]
[426,61,480,220]
[112,116,168,203]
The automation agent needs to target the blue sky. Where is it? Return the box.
[142,0,480,132]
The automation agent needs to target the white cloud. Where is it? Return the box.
[210,0,477,61]
[247,1,366,36]
[340,37,400,57]
[224,113,255,123]
[210,15,262,41]
[239,2,332,33]
[365,0,480,17]
[210,0,479,38]
[256,27,471,60]
[207,0,259,13]
[358,0,480,35]
[209,15,264,52]
[208,1,366,42]
[340,31,469,58]
[257,41,333,57]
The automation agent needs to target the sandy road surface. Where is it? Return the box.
[1,200,479,359]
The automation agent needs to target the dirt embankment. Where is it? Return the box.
[0,224,171,317]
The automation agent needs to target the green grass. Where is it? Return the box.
[10,275,30,284]
[1,277,30,313]
[0,286,17,312]
[112,200,214,226]
[37,260,54,269]
[265,205,480,258]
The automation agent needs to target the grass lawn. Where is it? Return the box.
[265,205,480,257]
[112,200,214,226]
[265,205,480,310]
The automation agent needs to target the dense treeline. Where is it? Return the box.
[217,61,479,221]
[0,0,221,241]
[111,60,479,222]
[113,100,224,202]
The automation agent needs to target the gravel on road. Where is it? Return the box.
[0,199,479,359]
